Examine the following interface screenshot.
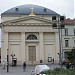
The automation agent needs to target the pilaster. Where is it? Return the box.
[4,32,8,63]
[55,32,59,63]
[21,32,26,62]
[39,32,44,62]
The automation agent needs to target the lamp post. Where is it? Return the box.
[52,16,65,69]
[11,51,15,66]
[7,49,9,72]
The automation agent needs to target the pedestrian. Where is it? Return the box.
[31,70,35,75]
[23,61,26,72]
[2,61,5,69]
[52,58,54,64]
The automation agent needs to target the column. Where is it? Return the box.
[55,32,59,63]
[39,32,44,62]
[4,32,8,63]
[1,31,4,62]
[21,32,26,62]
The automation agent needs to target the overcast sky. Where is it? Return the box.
[0,0,75,47]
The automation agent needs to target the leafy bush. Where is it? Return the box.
[40,68,75,75]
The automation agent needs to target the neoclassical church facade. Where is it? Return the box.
[0,4,60,65]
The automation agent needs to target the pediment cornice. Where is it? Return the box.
[2,23,52,26]
[1,16,52,26]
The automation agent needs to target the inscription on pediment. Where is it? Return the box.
[15,19,50,24]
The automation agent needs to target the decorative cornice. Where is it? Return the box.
[25,40,39,43]
[4,28,56,33]
[2,23,52,26]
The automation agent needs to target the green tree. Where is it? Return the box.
[67,47,75,67]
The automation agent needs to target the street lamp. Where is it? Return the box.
[7,49,9,72]
[52,16,65,69]
[11,51,15,66]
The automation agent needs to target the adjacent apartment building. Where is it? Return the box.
[62,19,75,60]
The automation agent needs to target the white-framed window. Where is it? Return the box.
[65,28,68,35]
[65,40,69,47]
[64,51,69,59]
[64,52,68,59]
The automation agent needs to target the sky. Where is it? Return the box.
[0,0,75,47]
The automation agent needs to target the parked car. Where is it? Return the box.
[35,65,50,75]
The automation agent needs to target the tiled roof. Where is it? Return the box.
[64,19,75,25]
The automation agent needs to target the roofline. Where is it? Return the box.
[1,13,60,16]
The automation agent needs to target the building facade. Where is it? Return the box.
[0,4,62,65]
[62,19,75,60]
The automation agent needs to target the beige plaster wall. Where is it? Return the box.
[1,15,59,65]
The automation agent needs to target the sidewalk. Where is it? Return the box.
[0,64,65,75]
[0,65,35,75]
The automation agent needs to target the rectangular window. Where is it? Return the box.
[74,40,75,46]
[74,29,75,35]
[64,52,67,59]
[64,51,69,59]
[65,40,69,47]
[65,29,68,35]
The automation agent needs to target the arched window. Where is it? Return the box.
[27,34,37,40]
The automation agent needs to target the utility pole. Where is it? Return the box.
[52,16,65,69]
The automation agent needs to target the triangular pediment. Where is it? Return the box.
[1,16,52,24]
[16,19,49,23]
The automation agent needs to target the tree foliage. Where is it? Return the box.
[67,47,75,66]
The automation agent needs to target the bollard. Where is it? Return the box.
[31,70,35,75]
